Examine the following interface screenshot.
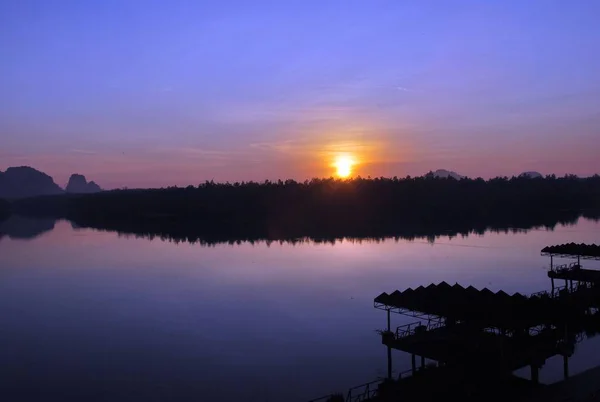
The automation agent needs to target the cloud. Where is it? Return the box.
[152,147,244,160]
[249,140,297,153]
[70,149,98,155]
[248,136,401,170]
[0,151,27,159]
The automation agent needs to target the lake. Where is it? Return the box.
[1,217,599,401]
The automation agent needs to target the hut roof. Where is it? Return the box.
[541,243,600,258]
[375,282,560,329]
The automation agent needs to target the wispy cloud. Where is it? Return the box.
[249,140,298,153]
[70,149,98,155]
[248,136,397,167]
[148,147,246,162]
[0,151,27,159]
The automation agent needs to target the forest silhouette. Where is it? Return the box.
[0,198,10,221]
[7,174,600,244]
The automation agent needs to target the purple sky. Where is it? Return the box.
[1,0,600,189]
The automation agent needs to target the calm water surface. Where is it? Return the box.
[1,218,599,401]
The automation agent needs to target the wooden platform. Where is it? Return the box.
[382,323,561,372]
[548,267,600,283]
[518,365,600,402]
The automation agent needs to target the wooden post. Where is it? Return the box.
[411,354,416,375]
[421,355,425,368]
[387,309,392,379]
[531,365,539,384]
[563,323,570,380]
[387,309,391,331]
[550,255,553,270]
[551,278,555,293]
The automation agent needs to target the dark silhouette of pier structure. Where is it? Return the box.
[310,243,600,402]
[543,243,600,292]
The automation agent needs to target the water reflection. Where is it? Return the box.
[74,215,599,246]
[0,215,56,240]
[1,211,599,246]
[0,219,599,401]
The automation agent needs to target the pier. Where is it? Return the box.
[543,243,600,291]
[310,243,600,402]
[375,282,599,381]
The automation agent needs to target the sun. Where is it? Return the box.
[334,155,355,178]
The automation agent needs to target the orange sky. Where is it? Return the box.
[2,131,598,189]
[2,1,600,189]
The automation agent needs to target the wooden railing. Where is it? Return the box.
[396,368,415,380]
[530,284,567,299]
[308,379,383,402]
[308,395,340,402]
[531,280,592,300]
[308,366,425,401]
[345,379,382,402]
[550,262,582,273]
[394,318,444,339]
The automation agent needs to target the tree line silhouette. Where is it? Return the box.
[10,174,600,244]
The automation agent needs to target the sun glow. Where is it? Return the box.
[333,155,355,178]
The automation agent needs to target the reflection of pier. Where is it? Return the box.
[309,243,600,402]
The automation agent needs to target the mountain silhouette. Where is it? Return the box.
[519,171,543,179]
[430,169,465,180]
[0,167,102,199]
[0,166,63,199]
[66,174,102,194]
